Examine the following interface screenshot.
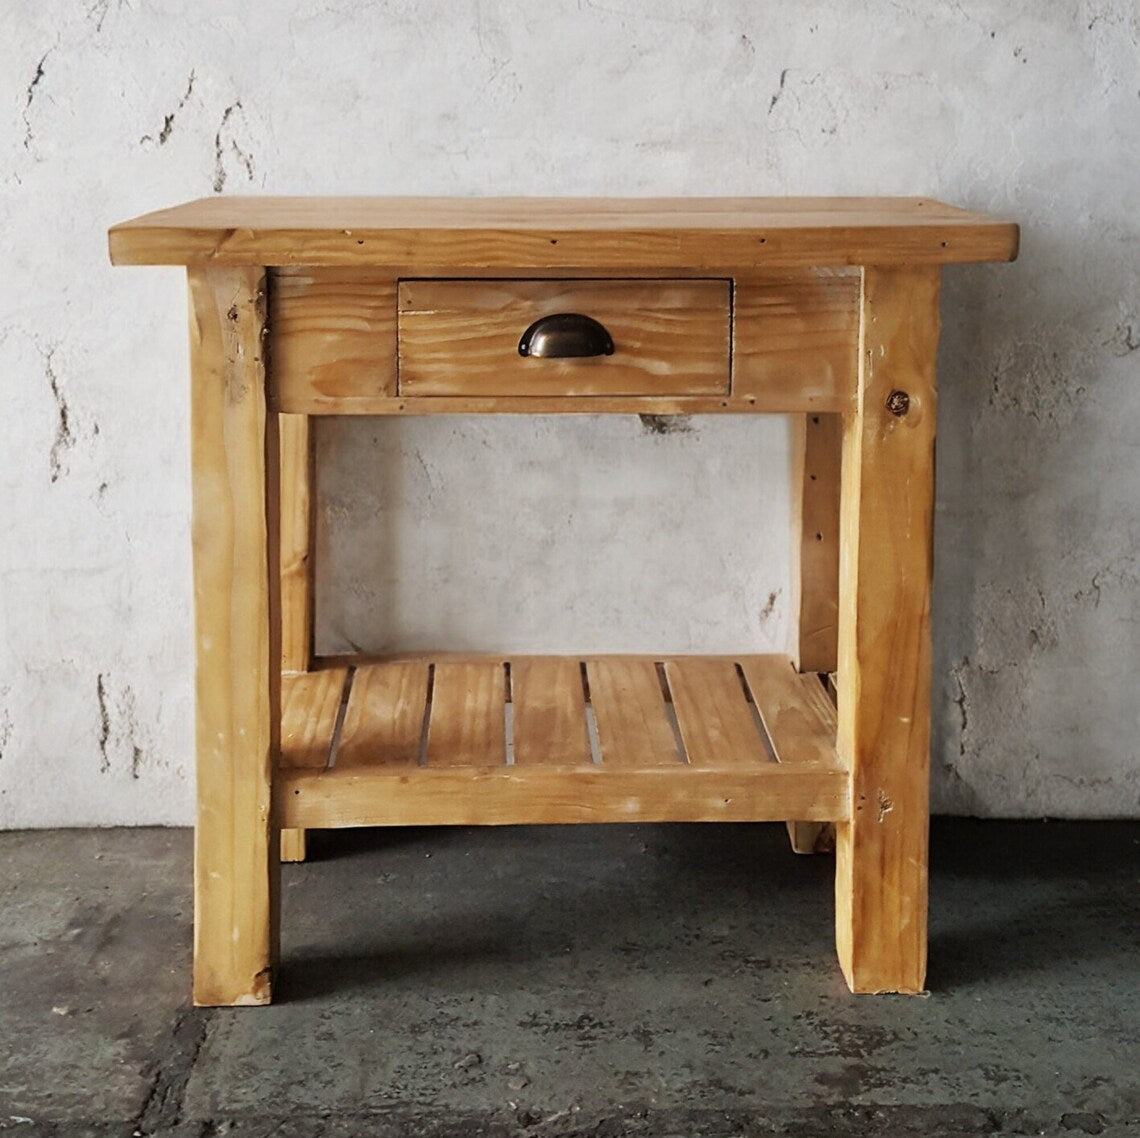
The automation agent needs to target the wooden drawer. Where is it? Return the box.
[397,279,731,397]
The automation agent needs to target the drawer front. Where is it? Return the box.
[397,279,731,397]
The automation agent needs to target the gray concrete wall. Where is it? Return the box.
[2,0,1137,825]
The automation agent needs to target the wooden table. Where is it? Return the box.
[110,197,1017,1005]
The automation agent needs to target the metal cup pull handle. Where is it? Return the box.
[517,313,615,358]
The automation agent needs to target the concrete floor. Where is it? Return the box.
[0,821,1137,1137]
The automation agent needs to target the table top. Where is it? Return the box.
[109,196,1018,270]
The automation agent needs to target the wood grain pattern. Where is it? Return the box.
[733,270,859,407]
[792,412,843,674]
[398,279,729,397]
[278,827,307,864]
[511,658,592,766]
[834,265,940,995]
[274,391,843,416]
[336,661,429,769]
[110,196,1019,269]
[275,655,846,826]
[188,265,278,1007]
[426,661,506,767]
[278,414,314,675]
[741,656,837,767]
[278,414,313,866]
[280,668,347,770]
[269,268,396,408]
[586,659,680,768]
[664,658,767,767]
[279,764,848,828]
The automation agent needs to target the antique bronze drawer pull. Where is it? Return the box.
[518,312,615,358]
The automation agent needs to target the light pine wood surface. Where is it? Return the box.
[834,265,940,994]
[270,269,397,408]
[110,196,1018,268]
[733,270,859,407]
[336,661,429,771]
[792,411,842,674]
[398,279,730,397]
[187,265,279,1007]
[511,658,593,767]
[111,196,1018,1004]
[277,413,314,864]
[275,654,847,828]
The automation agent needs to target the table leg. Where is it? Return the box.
[788,409,842,854]
[188,266,280,1006]
[835,266,939,994]
[279,413,315,863]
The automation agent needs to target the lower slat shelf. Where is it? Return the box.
[278,654,848,828]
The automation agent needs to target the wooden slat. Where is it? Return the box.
[336,661,428,770]
[275,392,846,416]
[280,669,347,770]
[586,659,679,768]
[792,412,842,674]
[279,763,849,828]
[740,656,837,767]
[398,279,729,397]
[425,661,506,767]
[733,270,859,408]
[110,196,1019,269]
[664,658,767,767]
[188,265,278,1007]
[269,268,397,409]
[835,265,940,995]
[511,658,592,767]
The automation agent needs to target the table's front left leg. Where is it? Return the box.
[188,265,281,1006]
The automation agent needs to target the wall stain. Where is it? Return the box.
[0,702,12,763]
[951,660,969,758]
[140,70,196,148]
[45,346,74,483]
[22,50,50,149]
[760,589,780,621]
[97,674,111,774]
[639,414,693,436]
[768,67,789,114]
[87,0,128,33]
[96,674,149,778]
[1104,321,1139,356]
[213,102,256,193]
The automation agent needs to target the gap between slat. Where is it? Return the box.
[416,663,436,767]
[504,660,514,766]
[323,670,353,770]
[655,661,690,766]
[735,662,779,763]
[580,661,602,765]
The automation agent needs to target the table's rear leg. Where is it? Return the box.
[788,411,841,854]
[835,265,939,994]
[279,413,315,863]
[189,266,280,1006]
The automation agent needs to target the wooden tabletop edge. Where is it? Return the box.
[107,198,1019,266]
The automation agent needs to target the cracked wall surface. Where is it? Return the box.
[1,0,1138,824]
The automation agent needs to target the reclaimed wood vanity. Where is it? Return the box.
[109,197,1017,1004]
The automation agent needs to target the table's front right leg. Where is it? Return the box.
[188,265,280,1006]
[835,265,939,994]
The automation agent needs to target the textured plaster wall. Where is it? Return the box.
[1,0,1138,826]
